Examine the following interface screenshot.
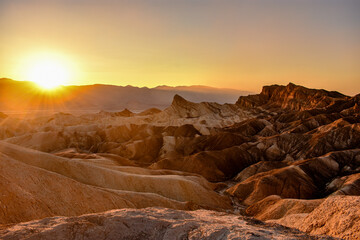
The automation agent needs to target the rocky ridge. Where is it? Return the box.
[236,82,348,110]
[0,82,359,239]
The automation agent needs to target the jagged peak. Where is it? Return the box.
[120,108,133,114]
[286,82,298,90]
[117,108,134,117]
[172,94,189,105]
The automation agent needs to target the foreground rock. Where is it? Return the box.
[269,196,360,240]
[0,208,332,240]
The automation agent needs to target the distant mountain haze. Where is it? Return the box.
[0,78,251,112]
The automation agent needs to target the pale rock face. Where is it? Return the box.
[5,131,67,152]
[156,94,254,128]
[0,208,331,240]
[270,196,360,240]
[159,135,177,158]
[246,195,323,221]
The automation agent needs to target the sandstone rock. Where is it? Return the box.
[173,124,201,137]
[137,107,162,116]
[234,161,288,182]
[246,195,323,221]
[5,131,67,152]
[271,196,360,240]
[0,82,359,239]
[176,132,249,156]
[237,83,347,111]
[227,165,317,205]
[152,145,260,182]
[113,135,163,164]
[293,156,340,189]
[118,108,134,117]
[0,141,232,225]
[155,94,253,128]
[0,208,331,240]
[326,173,360,196]
[0,148,192,224]
[224,118,272,137]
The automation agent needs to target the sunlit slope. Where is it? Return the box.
[0,141,231,224]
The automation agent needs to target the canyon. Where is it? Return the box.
[0,81,359,239]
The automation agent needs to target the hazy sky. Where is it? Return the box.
[1,0,359,95]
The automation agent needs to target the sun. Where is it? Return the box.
[17,51,78,91]
[27,58,70,90]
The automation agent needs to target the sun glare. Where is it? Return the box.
[22,53,75,90]
[27,59,70,90]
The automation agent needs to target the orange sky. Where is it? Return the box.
[1,0,360,95]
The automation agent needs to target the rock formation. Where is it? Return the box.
[0,141,231,224]
[236,82,347,110]
[0,82,359,239]
[0,208,331,240]
[269,196,360,239]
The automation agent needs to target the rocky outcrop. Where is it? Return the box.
[158,94,253,128]
[176,132,249,156]
[246,195,323,221]
[270,196,360,240]
[138,107,162,116]
[166,94,228,118]
[227,149,359,205]
[326,172,360,196]
[237,83,347,111]
[226,165,317,205]
[0,208,331,240]
[234,161,288,182]
[152,144,260,182]
[118,108,134,117]
[98,109,134,117]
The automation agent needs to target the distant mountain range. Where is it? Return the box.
[0,78,251,112]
